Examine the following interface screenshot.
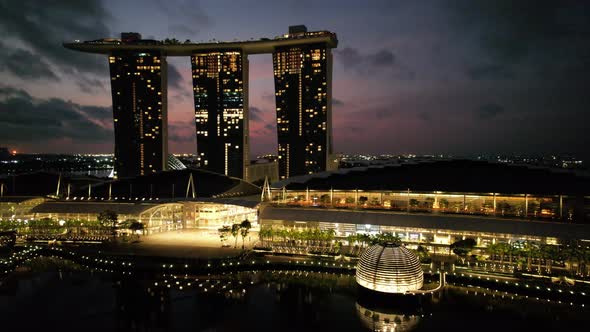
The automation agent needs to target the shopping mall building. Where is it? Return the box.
[259,160,590,246]
[2,160,589,246]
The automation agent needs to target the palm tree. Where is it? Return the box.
[485,243,497,261]
[97,210,118,240]
[259,227,267,246]
[326,229,336,247]
[522,242,539,271]
[219,225,231,247]
[231,224,240,248]
[240,220,251,249]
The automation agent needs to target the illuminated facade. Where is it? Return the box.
[273,34,333,179]
[109,49,168,178]
[191,51,249,179]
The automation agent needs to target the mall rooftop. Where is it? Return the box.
[271,160,590,195]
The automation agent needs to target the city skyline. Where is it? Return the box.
[0,1,588,164]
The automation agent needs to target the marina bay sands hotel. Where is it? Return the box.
[64,26,338,181]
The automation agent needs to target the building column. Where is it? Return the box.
[493,193,497,215]
[330,187,333,205]
[559,195,563,220]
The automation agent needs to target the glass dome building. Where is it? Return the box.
[356,243,423,293]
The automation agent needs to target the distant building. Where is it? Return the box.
[273,26,334,179]
[0,147,9,160]
[108,33,168,178]
[247,159,279,185]
[121,32,142,43]
[288,25,308,35]
[191,50,249,179]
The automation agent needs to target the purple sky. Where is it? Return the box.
[0,0,588,161]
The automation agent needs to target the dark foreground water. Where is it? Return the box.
[0,259,588,331]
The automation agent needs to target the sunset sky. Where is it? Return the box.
[1,0,588,161]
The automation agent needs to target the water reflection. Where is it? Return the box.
[355,302,421,332]
[1,258,589,331]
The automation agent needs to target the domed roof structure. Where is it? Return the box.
[356,243,423,293]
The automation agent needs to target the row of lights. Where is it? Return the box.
[3,246,589,304]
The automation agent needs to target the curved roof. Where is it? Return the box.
[167,155,187,170]
[356,243,423,293]
[273,160,590,195]
[0,196,45,203]
[73,168,260,200]
[0,172,102,197]
[30,201,181,215]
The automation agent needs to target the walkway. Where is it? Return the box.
[102,229,257,259]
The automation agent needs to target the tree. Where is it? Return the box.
[416,245,429,260]
[231,224,240,248]
[358,196,368,206]
[97,210,118,239]
[258,226,270,247]
[218,225,231,247]
[370,232,402,246]
[128,221,144,241]
[451,238,477,263]
[240,220,251,249]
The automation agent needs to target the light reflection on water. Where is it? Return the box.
[0,260,588,331]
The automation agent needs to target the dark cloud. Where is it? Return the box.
[333,98,344,106]
[336,47,396,69]
[476,103,505,120]
[343,126,362,134]
[261,92,275,102]
[335,47,414,79]
[418,112,432,122]
[153,0,212,37]
[335,47,363,68]
[375,108,395,120]
[167,63,184,89]
[0,85,112,142]
[76,76,106,94]
[0,0,110,84]
[249,106,267,122]
[172,90,193,103]
[467,64,515,80]
[448,1,590,82]
[168,122,194,143]
[0,43,59,81]
[264,123,275,132]
[368,49,395,66]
